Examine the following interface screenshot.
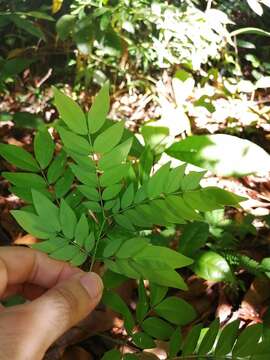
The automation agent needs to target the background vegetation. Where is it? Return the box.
[1,0,270,359]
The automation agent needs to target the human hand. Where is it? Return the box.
[0,246,103,360]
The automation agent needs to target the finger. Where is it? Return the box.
[0,247,82,297]
[2,283,46,300]
[0,272,103,360]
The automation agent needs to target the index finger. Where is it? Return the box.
[0,246,82,298]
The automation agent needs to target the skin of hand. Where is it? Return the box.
[0,246,103,360]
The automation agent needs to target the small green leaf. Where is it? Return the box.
[121,184,134,209]
[69,164,97,187]
[155,297,196,325]
[94,121,125,154]
[102,184,122,200]
[34,129,55,169]
[101,349,121,360]
[84,233,95,252]
[100,164,130,186]
[11,210,51,239]
[165,195,203,221]
[83,201,102,213]
[32,189,61,232]
[88,83,110,134]
[58,126,91,155]
[169,327,182,358]
[116,238,149,259]
[0,143,39,172]
[47,151,66,184]
[132,332,155,349]
[77,185,100,201]
[215,319,240,356]
[103,290,135,333]
[136,279,149,324]
[139,146,153,184]
[50,244,80,261]
[232,323,262,358]
[147,162,170,198]
[198,319,220,355]
[114,214,135,231]
[70,251,87,266]
[31,237,66,253]
[103,237,125,258]
[55,168,74,198]
[60,199,77,239]
[98,138,133,170]
[141,317,174,340]
[74,214,89,247]
[134,245,193,269]
[165,164,186,193]
[3,172,46,188]
[178,222,209,257]
[150,283,168,307]
[182,323,203,356]
[53,87,87,135]
[180,171,205,191]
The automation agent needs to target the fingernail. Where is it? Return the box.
[79,272,103,299]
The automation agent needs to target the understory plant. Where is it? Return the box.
[1,84,269,359]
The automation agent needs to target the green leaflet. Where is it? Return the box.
[60,199,77,239]
[84,233,95,252]
[47,151,66,184]
[164,164,186,193]
[121,183,134,209]
[55,167,74,198]
[232,323,262,358]
[53,87,87,135]
[132,332,155,350]
[100,164,130,186]
[136,279,149,324]
[50,244,80,261]
[178,222,209,257]
[180,170,205,191]
[169,327,182,358]
[215,320,240,356]
[69,163,97,186]
[147,162,170,198]
[74,214,89,247]
[134,245,193,269]
[34,129,55,169]
[93,121,125,154]
[150,283,168,307]
[154,296,196,325]
[102,184,122,200]
[116,237,149,259]
[165,195,203,221]
[70,251,88,266]
[139,146,153,184]
[182,324,203,356]
[32,189,61,232]
[11,210,51,239]
[77,185,100,201]
[98,137,133,170]
[198,319,220,355]
[3,172,46,189]
[58,126,91,155]
[141,317,174,340]
[88,82,110,134]
[0,143,39,172]
[31,237,67,253]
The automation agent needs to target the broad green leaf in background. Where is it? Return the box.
[155,296,196,325]
[34,129,55,169]
[53,87,87,135]
[0,144,39,172]
[11,15,45,40]
[193,251,235,283]
[166,134,270,176]
[56,14,76,40]
[178,222,209,257]
[88,83,110,134]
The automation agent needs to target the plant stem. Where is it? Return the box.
[90,219,106,272]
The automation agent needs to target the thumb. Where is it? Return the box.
[0,272,103,360]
